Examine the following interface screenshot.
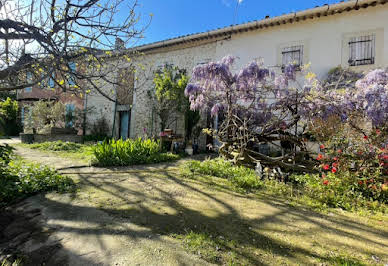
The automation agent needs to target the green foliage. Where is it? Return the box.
[26,140,83,151]
[175,231,239,264]
[0,97,20,136]
[152,65,189,131]
[181,158,387,213]
[0,144,14,163]
[310,117,387,204]
[86,116,110,141]
[92,138,179,166]
[83,134,109,142]
[182,158,261,190]
[19,141,94,163]
[0,145,74,206]
[24,100,66,133]
[24,100,83,133]
[289,172,386,212]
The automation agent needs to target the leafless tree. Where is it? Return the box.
[0,0,150,101]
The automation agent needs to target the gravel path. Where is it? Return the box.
[1,138,387,266]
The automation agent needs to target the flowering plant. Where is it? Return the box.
[185,55,388,177]
[185,56,318,171]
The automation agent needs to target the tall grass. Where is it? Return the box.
[92,138,179,166]
[182,158,261,190]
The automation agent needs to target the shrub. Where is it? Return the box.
[0,144,14,163]
[27,140,84,151]
[183,158,261,190]
[0,97,21,136]
[311,118,388,204]
[289,172,387,212]
[92,138,179,166]
[0,145,74,206]
[83,134,108,142]
[182,157,386,212]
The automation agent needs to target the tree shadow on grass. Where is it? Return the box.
[41,170,388,265]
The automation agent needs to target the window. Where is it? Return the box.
[65,103,76,128]
[281,45,303,71]
[40,73,55,89]
[21,107,31,126]
[48,73,55,88]
[25,72,32,92]
[348,35,375,66]
[67,62,76,86]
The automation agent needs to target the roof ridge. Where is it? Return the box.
[130,0,385,52]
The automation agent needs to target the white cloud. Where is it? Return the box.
[222,0,243,7]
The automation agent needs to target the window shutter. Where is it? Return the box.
[348,35,375,66]
[25,72,32,92]
[281,45,303,71]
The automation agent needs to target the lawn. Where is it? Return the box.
[6,142,388,265]
[68,169,387,265]
[18,141,95,163]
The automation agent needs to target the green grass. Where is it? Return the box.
[18,141,95,163]
[181,158,261,191]
[172,231,240,264]
[180,158,387,214]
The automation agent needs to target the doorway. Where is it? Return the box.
[119,111,130,140]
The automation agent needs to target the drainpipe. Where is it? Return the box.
[82,88,87,138]
[111,89,118,139]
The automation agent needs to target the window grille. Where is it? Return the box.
[348,35,375,66]
[281,45,303,71]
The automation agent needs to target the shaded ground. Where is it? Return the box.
[1,138,388,265]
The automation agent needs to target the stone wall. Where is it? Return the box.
[20,133,83,143]
[128,41,217,147]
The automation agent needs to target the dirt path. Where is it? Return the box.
[2,139,388,265]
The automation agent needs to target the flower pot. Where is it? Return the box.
[185,147,193,156]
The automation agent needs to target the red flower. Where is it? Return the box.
[332,162,339,168]
[337,149,342,153]
[363,135,368,140]
[323,180,330,185]
[331,167,337,173]
[317,154,324,161]
[322,164,330,170]
[358,180,363,185]
[320,144,325,150]
[376,129,381,135]
[333,157,338,161]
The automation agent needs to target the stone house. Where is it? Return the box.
[17,63,85,134]
[19,0,388,146]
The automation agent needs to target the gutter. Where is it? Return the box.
[131,0,385,53]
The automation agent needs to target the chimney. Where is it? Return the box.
[115,38,125,50]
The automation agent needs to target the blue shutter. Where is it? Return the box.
[25,72,32,92]
[68,62,76,86]
[21,107,25,125]
[48,73,55,88]
[65,103,76,127]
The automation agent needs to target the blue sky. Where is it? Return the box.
[131,0,341,46]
